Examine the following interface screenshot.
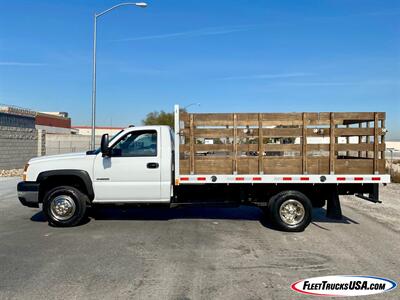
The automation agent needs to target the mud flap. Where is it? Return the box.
[326,185,342,220]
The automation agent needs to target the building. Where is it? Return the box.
[72,126,124,136]
[35,112,71,134]
[0,106,35,128]
[0,104,43,170]
[1,104,73,134]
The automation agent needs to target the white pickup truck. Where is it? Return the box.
[17,105,390,231]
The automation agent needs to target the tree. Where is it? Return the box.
[142,110,174,127]
[142,109,187,127]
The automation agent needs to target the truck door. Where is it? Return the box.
[93,129,161,202]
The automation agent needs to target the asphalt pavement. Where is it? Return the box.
[0,177,399,300]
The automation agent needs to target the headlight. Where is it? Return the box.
[22,163,29,181]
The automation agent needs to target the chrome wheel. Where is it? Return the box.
[50,195,76,221]
[279,199,305,226]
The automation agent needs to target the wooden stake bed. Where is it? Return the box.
[173,105,389,184]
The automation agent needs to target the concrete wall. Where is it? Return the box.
[36,125,71,134]
[45,134,101,155]
[0,126,41,170]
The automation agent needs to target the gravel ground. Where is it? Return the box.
[342,184,400,232]
[0,178,399,300]
[0,169,23,177]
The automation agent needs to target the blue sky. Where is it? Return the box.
[0,0,399,139]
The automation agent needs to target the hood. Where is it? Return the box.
[29,152,89,164]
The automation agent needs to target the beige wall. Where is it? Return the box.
[45,134,101,155]
[72,127,123,136]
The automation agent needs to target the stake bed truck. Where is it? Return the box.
[17,105,390,231]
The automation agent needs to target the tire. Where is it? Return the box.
[267,190,312,232]
[43,186,88,227]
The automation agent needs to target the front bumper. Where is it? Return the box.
[17,181,40,208]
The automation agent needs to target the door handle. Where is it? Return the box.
[147,162,159,169]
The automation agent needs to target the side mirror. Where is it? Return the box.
[101,134,109,157]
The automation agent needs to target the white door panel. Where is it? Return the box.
[93,182,160,201]
[93,129,161,202]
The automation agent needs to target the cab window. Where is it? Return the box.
[111,130,157,157]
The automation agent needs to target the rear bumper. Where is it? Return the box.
[17,181,40,208]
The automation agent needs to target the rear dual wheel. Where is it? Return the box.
[266,190,312,232]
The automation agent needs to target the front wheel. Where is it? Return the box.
[43,186,88,227]
[267,190,312,232]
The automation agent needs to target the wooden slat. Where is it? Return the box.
[329,113,335,174]
[189,114,194,174]
[358,123,362,157]
[238,157,259,174]
[180,159,189,174]
[184,143,384,153]
[182,127,382,138]
[194,158,233,174]
[334,112,385,123]
[258,113,263,174]
[302,113,307,174]
[262,113,302,122]
[263,157,302,174]
[184,112,386,126]
[304,113,331,125]
[366,122,370,158]
[335,159,384,174]
[237,113,259,126]
[307,158,329,174]
[180,158,385,175]
[180,112,189,123]
[382,119,385,160]
[193,113,233,126]
[184,127,304,138]
[233,114,237,174]
[374,112,379,174]
[335,159,373,174]
[346,124,350,156]
[335,128,377,136]
[184,143,304,152]
[262,128,302,137]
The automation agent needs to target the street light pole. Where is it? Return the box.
[91,15,97,150]
[183,102,201,110]
[90,2,148,149]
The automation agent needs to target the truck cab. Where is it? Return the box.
[17,125,174,226]
[91,126,173,203]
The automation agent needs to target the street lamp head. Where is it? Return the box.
[135,2,148,8]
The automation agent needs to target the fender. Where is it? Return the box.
[37,169,95,200]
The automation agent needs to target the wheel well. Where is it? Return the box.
[39,175,91,202]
